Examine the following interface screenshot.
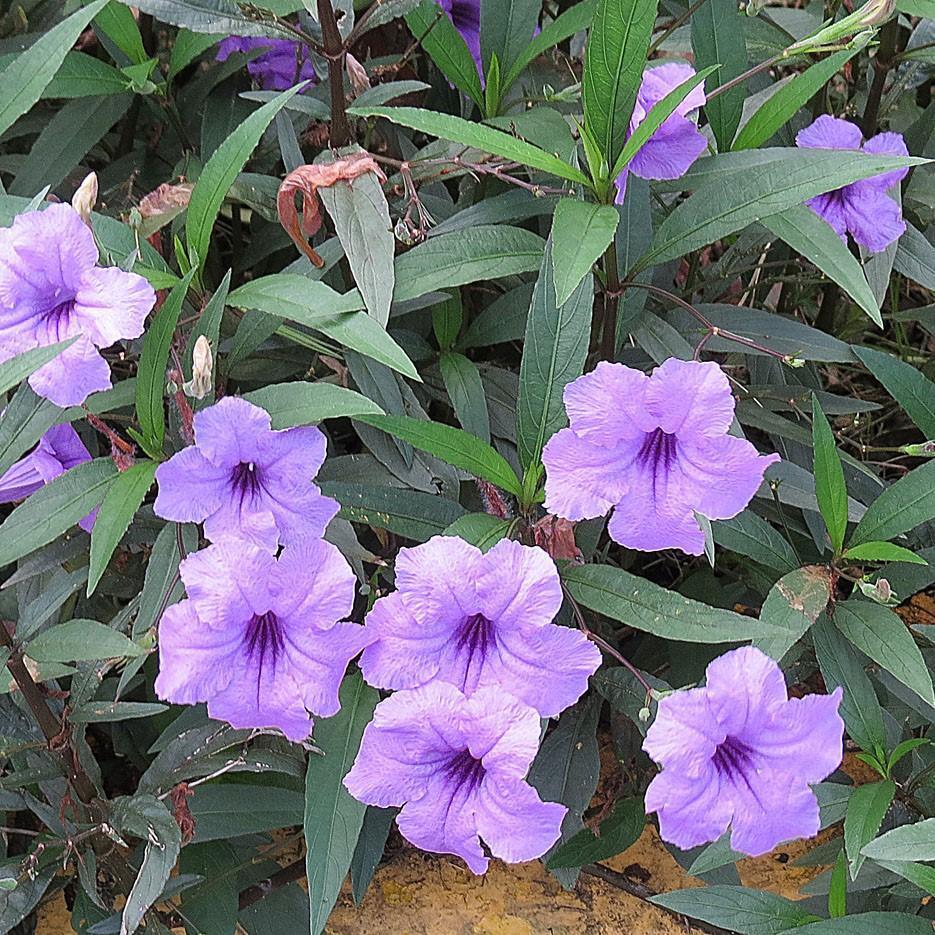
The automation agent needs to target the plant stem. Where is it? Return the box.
[598,240,621,361]
[862,17,900,136]
[317,0,351,148]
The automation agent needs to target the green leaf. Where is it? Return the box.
[305,672,378,935]
[733,49,858,151]
[517,236,592,471]
[135,271,195,456]
[190,785,305,843]
[844,541,927,564]
[790,912,935,934]
[404,1,484,109]
[440,352,491,443]
[128,0,297,36]
[828,849,847,919]
[186,85,302,271]
[356,414,522,496]
[393,226,546,303]
[0,339,77,398]
[712,510,798,574]
[348,105,589,184]
[873,858,935,895]
[480,0,539,77]
[244,383,384,428]
[318,151,395,327]
[432,291,462,350]
[650,886,816,935]
[550,201,617,306]
[844,780,895,879]
[442,513,511,551]
[0,458,117,569]
[812,395,848,554]
[25,619,142,663]
[691,0,746,151]
[862,818,935,862]
[502,0,597,91]
[636,149,926,272]
[0,0,109,139]
[321,482,466,541]
[87,461,158,596]
[582,0,659,166]
[833,600,935,707]
[349,807,396,906]
[813,618,886,755]
[135,522,196,638]
[95,1,149,63]
[850,460,935,547]
[764,206,881,327]
[853,346,935,438]
[547,798,644,870]
[754,565,831,661]
[562,563,785,643]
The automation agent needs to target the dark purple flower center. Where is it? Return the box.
[455,613,496,678]
[712,736,755,780]
[244,610,284,701]
[443,748,486,794]
[230,461,263,504]
[637,428,678,499]
[42,297,76,340]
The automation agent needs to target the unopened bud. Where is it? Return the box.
[857,575,899,605]
[900,440,935,457]
[71,172,98,225]
[783,355,806,368]
[183,335,213,400]
[638,706,651,723]
[346,53,371,97]
[859,0,895,26]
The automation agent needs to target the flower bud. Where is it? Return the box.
[71,172,98,226]
[346,53,371,97]
[182,335,213,400]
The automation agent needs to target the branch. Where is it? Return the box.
[317,0,351,148]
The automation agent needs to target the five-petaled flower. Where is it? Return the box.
[0,423,95,531]
[542,358,779,556]
[216,36,316,91]
[614,63,708,205]
[154,396,339,552]
[795,115,909,253]
[437,0,483,77]
[344,682,566,874]
[359,536,601,717]
[0,204,155,407]
[155,538,370,741]
[643,646,844,856]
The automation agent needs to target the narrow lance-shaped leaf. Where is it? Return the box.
[812,394,848,554]
[550,200,618,306]
[854,345,935,438]
[850,459,935,547]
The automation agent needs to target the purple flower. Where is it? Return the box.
[0,423,95,532]
[216,36,316,91]
[344,682,566,873]
[542,359,779,556]
[643,646,844,856]
[795,115,909,253]
[359,536,601,717]
[153,396,339,552]
[437,0,482,77]
[155,537,368,741]
[614,63,707,205]
[0,204,155,408]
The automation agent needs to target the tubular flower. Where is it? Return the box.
[543,358,779,556]
[0,204,155,407]
[154,396,338,552]
[216,36,316,91]
[344,682,566,874]
[155,538,369,741]
[643,646,844,856]
[359,536,601,718]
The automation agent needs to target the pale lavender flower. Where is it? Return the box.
[359,536,601,718]
[438,0,482,76]
[643,646,844,856]
[153,396,338,552]
[155,538,368,741]
[216,36,316,91]
[614,63,707,205]
[0,423,94,532]
[0,204,155,407]
[344,682,566,874]
[542,359,779,556]
[795,115,909,253]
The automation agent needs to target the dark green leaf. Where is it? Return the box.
[443,512,511,550]
[0,383,63,479]
[755,565,831,661]
[844,780,895,879]
[190,785,305,843]
[713,510,798,574]
[480,0,539,76]
[305,672,378,935]
[850,460,935,547]
[790,913,935,934]
[550,201,617,306]
[244,383,384,428]
[25,619,142,663]
[843,541,927,564]
[547,797,644,870]
[127,0,297,37]
[0,339,77,398]
[854,345,935,439]
[349,806,395,906]
[812,395,848,554]
[650,886,816,934]
[440,352,491,443]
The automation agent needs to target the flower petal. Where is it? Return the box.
[645,765,732,852]
[73,267,155,348]
[645,358,735,438]
[795,115,862,151]
[272,538,356,626]
[806,191,849,241]
[154,446,228,524]
[28,335,111,407]
[562,363,654,443]
[861,131,910,191]
[475,539,562,631]
[636,62,706,121]
[193,397,271,466]
[474,774,566,864]
[393,536,481,622]
[464,688,541,777]
[630,116,707,182]
[643,686,723,771]
[703,646,789,737]
[842,186,905,254]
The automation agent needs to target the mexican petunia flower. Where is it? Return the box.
[614,63,707,205]
[359,536,601,718]
[0,204,155,407]
[0,423,94,532]
[643,646,844,856]
[216,36,316,91]
[437,0,482,77]
[155,537,369,741]
[795,115,909,253]
[154,396,338,551]
[344,682,566,874]
[542,358,779,556]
